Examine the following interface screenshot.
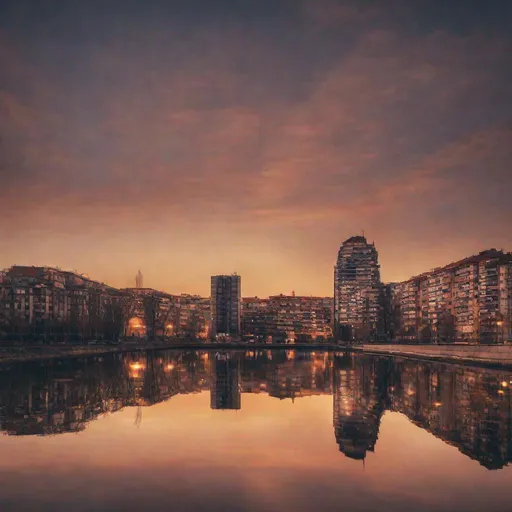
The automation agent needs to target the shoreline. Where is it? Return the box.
[355,344,512,370]
[1,342,512,370]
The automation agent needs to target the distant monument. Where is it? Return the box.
[135,269,143,288]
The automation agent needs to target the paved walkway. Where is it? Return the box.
[359,343,512,367]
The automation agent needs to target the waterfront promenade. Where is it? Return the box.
[2,340,512,368]
[358,343,512,367]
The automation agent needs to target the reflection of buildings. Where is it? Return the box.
[331,354,512,470]
[333,355,385,460]
[266,352,333,400]
[387,359,512,470]
[210,354,241,410]
[0,350,511,471]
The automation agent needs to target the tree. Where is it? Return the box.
[436,310,456,343]
[87,291,102,339]
[181,309,202,340]
[143,295,160,342]
[121,294,136,338]
[419,324,433,343]
[103,300,124,341]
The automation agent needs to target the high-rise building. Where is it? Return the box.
[334,236,383,341]
[135,270,143,289]
[211,274,241,339]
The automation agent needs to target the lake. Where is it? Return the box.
[0,349,511,511]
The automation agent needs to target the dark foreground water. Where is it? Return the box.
[0,350,511,512]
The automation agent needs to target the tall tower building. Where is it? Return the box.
[334,236,383,341]
[135,270,143,289]
[211,274,242,339]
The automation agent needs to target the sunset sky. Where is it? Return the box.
[1,0,511,296]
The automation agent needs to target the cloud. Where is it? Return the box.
[0,6,511,291]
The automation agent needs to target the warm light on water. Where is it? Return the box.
[0,350,511,511]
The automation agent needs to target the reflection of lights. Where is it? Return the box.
[434,401,443,407]
[498,390,505,395]
[407,390,416,396]
[130,362,144,371]
[165,364,175,372]
[497,321,504,327]
[501,381,508,388]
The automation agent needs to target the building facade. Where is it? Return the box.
[393,249,512,343]
[0,266,123,341]
[210,274,242,339]
[242,294,332,342]
[334,236,384,341]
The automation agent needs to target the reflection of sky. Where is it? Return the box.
[0,393,510,512]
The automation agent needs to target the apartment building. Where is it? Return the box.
[0,266,122,340]
[242,294,332,342]
[211,275,242,339]
[393,250,512,343]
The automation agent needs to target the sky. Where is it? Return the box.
[1,0,511,297]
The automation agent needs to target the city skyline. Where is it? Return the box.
[2,240,511,299]
[1,0,511,297]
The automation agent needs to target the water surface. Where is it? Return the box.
[0,350,511,511]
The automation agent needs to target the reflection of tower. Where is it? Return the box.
[135,405,142,427]
[333,355,383,461]
[210,353,241,410]
[135,270,143,289]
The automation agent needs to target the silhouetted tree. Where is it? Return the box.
[87,291,102,339]
[419,324,433,343]
[120,294,136,337]
[103,300,124,341]
[143,295,160,341]
[436,310,456,343]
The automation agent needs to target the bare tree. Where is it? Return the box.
[419,324,433,343]
[103,300,124,341]
[121,294,137,338]
[436,310,456,343]
[87,291,102,339]
[143,295,160,342]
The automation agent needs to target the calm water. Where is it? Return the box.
[0,350,511,512]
